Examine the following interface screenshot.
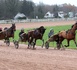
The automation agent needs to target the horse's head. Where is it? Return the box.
[4,27,8,30]
[11,23,16,31]
[38,26,46,34]
[72,22,77,30]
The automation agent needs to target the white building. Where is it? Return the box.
[14,13,26,20]
[75,13,77,17]
[58,11,64,18]
[68,12,74,18]
[44,11,54,18]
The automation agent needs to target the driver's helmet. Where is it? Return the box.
[21,28,24,32]
[50,28,54,32]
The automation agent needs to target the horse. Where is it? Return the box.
[27,26,46,49]
[0,23,16,46]
[4,23,16,39]
[58,22,77,48]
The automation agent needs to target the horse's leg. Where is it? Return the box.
[28,38,30,48]
[65,40,69,47]
[33,39,36,49]
[57,43,61,50]
[5,38,10,46]
[45,38,51,49]
[56,37,64,50]
[56,40,61,50]
[41,39,44,48]
[12,35,14,41]
[59,38,65,50]
[13,40,19,49]
[73,38,77,47]
[27,37,33,49]
[61,44,65,50]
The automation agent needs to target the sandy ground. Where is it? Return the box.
[0,20,77,70]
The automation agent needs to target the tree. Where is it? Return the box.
[21,0,34,18]
[0,0,6,19]
[5,0,19,19]
[53,5,59,18]
[38,6,44,18]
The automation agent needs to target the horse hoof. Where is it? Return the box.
[61,48,65,50]
[41,46,43,48]
[64,45,68,47]
[4,41,6,43]
[57,47,60,50]
[27,47,30,49]
[54,47,57,50]
[32,48,36,50]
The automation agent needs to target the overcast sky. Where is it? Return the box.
[32,0,77,6]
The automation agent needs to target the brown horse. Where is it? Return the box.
[0,23,16,46]
[27,26,46,49]
[58,22,77,48]
[45,22,77,50]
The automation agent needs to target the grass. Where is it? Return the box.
[12,25,77,49]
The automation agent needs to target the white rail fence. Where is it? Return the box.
[0,18,77,24]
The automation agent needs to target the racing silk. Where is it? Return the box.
[48,30,54,38]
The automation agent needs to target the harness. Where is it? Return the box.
[66,29,75,36]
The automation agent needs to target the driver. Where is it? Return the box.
[48,28,54,38]
[19,28,24,40]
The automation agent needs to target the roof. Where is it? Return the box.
[14,13,26,19]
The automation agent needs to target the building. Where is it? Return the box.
[44,11,54,18]
[58,11,64,18]
[68,12,74,18]
[14,13,26,20]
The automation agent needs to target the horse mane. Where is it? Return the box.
[71,22,77,28]
[38,26,46,34]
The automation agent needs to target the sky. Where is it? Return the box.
[32,0,77,6]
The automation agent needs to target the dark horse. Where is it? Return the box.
[0,23,16,46]
[27,26,46,49]
[58,22,77,48]
[4,23,16,38]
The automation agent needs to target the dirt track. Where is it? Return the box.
[0,20,77,70]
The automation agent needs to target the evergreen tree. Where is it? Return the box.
[5,0,19,19]
[37,5,44,18]
[53,5,59,18]
[21,0,34,18]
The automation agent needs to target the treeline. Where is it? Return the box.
[0,0,77,19]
